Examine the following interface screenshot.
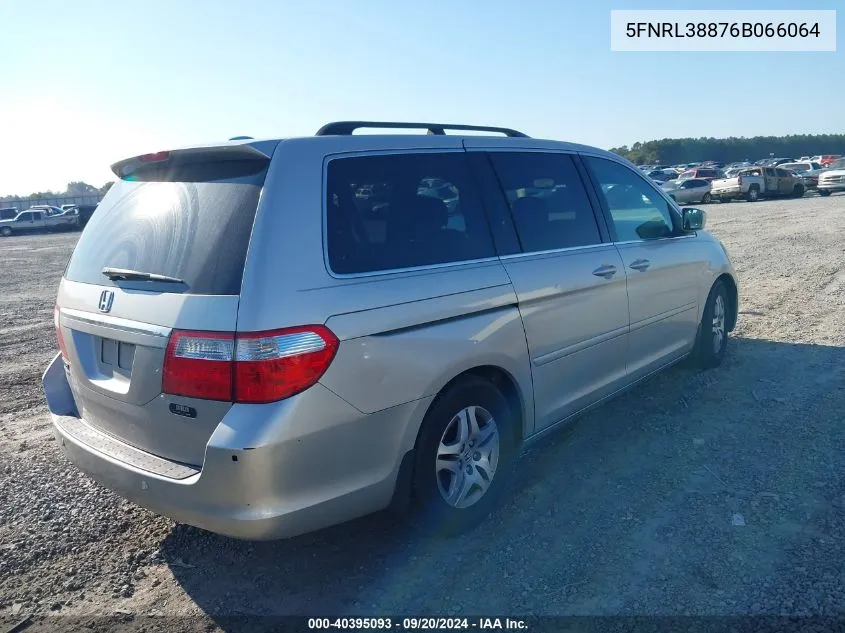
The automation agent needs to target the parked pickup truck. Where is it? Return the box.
[0,208,77,236]
[710,166,805,202]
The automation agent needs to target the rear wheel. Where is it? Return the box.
[819,190,831,197]
[693,280,729,369]
[746,186,760,202]
[701,192,712,204]
[410,376,518,537]
[0,227,11,237]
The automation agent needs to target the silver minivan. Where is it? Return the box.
[43,122,738,540]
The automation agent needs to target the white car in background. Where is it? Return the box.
[817,158,845,197]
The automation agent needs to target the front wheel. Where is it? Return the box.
[410,376,518,537]
[746,187,760,202]
[0,227,11,237]
[792,185,805,198]
[693,280,729,369]
[819,190,831,197]
[701,192,712,204]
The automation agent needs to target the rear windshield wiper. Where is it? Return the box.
[102,267,184,284]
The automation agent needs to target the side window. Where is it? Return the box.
[486,152,602,253]
[776,169,790,177]
[326,152,495,274]
[764,168,777,177]
[18,212,31,221]
[585,156,678,242]
[33,212,43,220]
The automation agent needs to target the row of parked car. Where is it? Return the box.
[640,155,845,204]
[0,203,98,236]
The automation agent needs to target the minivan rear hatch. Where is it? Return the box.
[56,141,276,467]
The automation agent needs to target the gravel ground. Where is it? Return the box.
[1,194,845,632]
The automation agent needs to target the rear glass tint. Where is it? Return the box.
[64,160,266,295]
[326,152,495,274]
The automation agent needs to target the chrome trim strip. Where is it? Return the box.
[61,308,170,348]
[629,303,698,332]
[500,242,614,261]
[613,234,697,246]
[325,256,504,280]
[533,325,629,367]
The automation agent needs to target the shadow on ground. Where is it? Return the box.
[160,336,845,626]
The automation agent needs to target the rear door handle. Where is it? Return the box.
[629,259,650,272]
[592,265,617,279]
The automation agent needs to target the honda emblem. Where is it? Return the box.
[98,290,114,313]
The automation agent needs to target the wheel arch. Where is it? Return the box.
[716,273,739,332]
[389,364,529,515]
[418,365,527,448]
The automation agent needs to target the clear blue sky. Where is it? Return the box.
[0,0,841,194]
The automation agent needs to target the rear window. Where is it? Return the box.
[64,160,267,295]
[326,152,495,274]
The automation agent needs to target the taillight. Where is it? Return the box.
[162,326,338,404]
[162,331,235,401]
[234,325,339,404]
[54,304,69,363]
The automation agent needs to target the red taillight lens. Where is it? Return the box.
[234,325,339,404]
[162,331,235,401]
[162,326,338,404]
[54,305,69,362]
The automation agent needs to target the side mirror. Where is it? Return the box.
[682,207,705,230]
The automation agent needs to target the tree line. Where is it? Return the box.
[609,134,845,165]
[1,181,113,204]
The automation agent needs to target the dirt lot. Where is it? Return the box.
[1,194,845,632]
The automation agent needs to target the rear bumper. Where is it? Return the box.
[43,353,429,540]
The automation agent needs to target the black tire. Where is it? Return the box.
[0,227,11,237]
[745,186,760,202]
[701,192,712,204]
[819,190,831,197]
[410,376,518,537]
[792,184,805,198]
[693,280,729,369]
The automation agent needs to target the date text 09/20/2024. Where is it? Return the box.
[307,618,528,630]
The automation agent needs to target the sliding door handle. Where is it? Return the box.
[592,265,617,279]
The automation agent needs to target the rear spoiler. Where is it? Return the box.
[111,140,278,179]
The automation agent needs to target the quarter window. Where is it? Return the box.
[326,153,495,274]
[586,157,678,242]
[487,152,602,253]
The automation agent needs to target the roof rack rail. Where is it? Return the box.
[315,121,529,138]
